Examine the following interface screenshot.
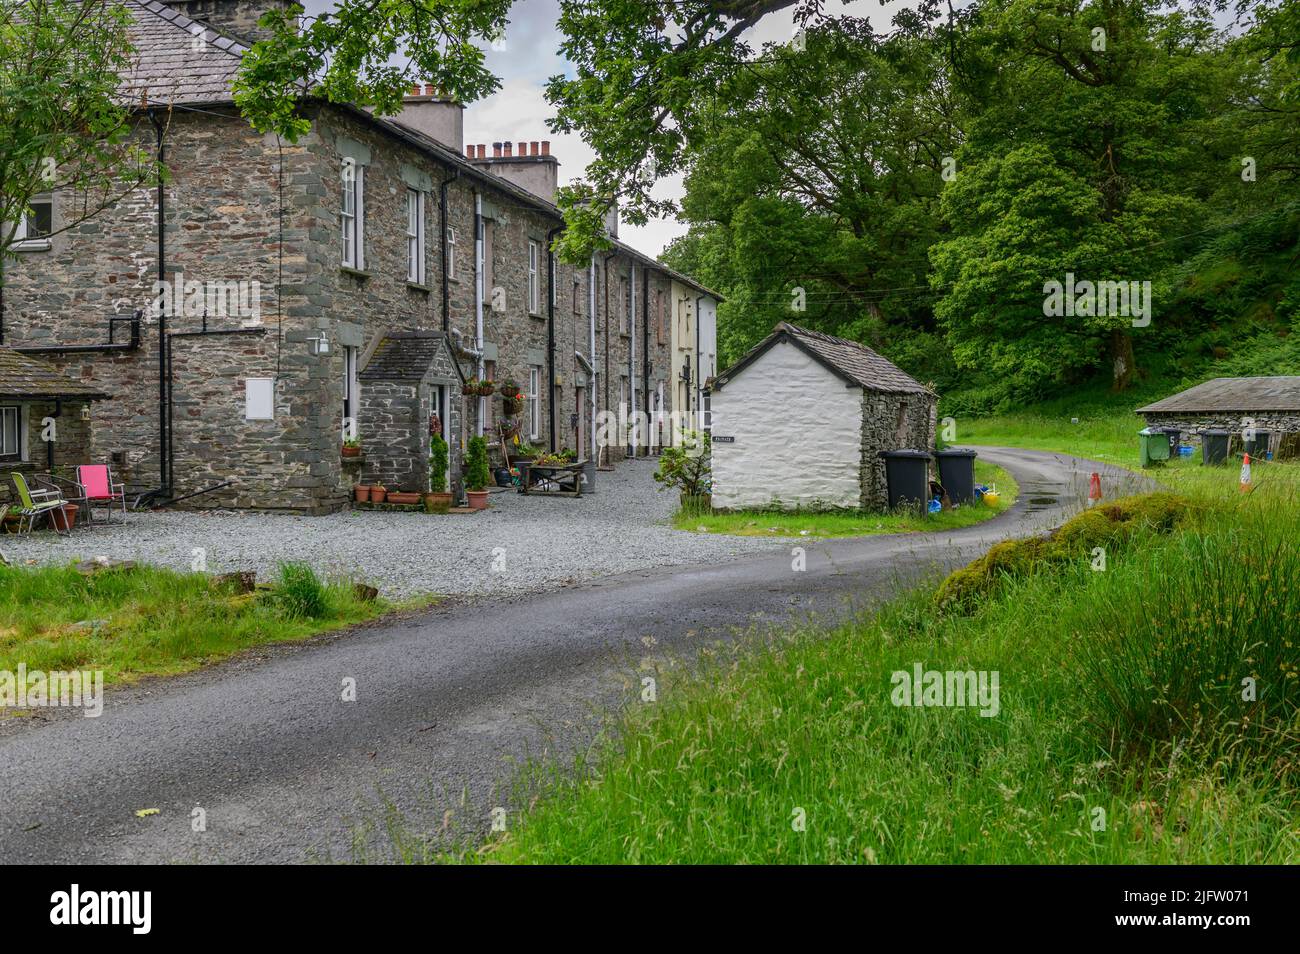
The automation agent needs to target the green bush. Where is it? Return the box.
[428,433,449,492]
[464,435,491,491]
[275,562,330,620]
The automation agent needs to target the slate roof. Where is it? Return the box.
[119,1,249,107]
[1136,377,1300,414]
[0,350,111,401]
[713,322,931,396]
[360,332,462,383]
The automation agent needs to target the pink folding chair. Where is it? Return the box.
[76,464,127,524]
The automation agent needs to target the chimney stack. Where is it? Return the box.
[465,134,561,203]
[493,142,502,158]
[395,83,465,153]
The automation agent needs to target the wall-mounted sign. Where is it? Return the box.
[713,435,735,443]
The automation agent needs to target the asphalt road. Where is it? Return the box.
[0,448,1149,864]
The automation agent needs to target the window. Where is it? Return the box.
[527,240,540,314]
[572,279,581,316]
[406,188,425,284]
[655,290,665,344]
[341,160,365,269]
[342,346,359,439]
[0,405,21,459]
[527,366,541,440]
[446,227,457,281]
[619,277,629,334]
[15,193,52,244]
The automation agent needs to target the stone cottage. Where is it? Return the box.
[0,0,719,511]
[708,323,936,511]
[1135,376,1300,458]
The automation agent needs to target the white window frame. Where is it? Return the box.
[342,346,359,439]
[14,193,53,248]
[341,161,365,270]
[406,188,425,284]
[446,226,457,281]
[0,404,25,460]
[527,366,541,440]
[528,240,540,314]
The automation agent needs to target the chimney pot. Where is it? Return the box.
[493,142,502,158]
[530,141,539,156]
[424,83,437,97]
[503,141,513,157]
[466,144,475,158]
[517,142,526,157]
[541,140,550,156]
[409,84,421,97]
[476,144,486,160]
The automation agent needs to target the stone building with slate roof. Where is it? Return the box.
[0,350,110,486]
[708,323,937,511]
[1136,376,1300,459]
[0,0,719,511]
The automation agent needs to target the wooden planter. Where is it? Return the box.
[423,492,453,514]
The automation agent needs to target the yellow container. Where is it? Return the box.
[982,484,1001,507]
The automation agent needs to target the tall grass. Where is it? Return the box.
[457,479,1300,864]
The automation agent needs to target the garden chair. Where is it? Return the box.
[76,464,127,524]
[10,473,69,535]
[36,472,90,527]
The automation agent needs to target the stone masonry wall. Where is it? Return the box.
[859,391,938,511]
[0,401,95,505]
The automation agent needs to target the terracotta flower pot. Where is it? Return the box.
[465,490,490,510]
[388,491,421,505]
[50,503,79,532]
[342,444,361,459]
[423,492,452,514]
[370,487,387,504]
[354,484,370,503]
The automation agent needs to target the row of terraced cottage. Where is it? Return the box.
[0,0,718,512]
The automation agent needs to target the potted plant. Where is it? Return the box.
[499,380,525,416]
[342,437,361,459]
[464,435,491,509]
[654,430,712,515]
[388,490,421,505]
[476,379,497,397]
[370,483,388,504]
[424,433,453,513]
[462,379,481,396]
[354,483,370,503]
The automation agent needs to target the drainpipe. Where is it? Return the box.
[588,254,597,466]
[150,111,169,494]
[474,190,484,436]
[628,262,636,456]
[438,169,459,334]
[602,251,616,461]
[545,224,564,452]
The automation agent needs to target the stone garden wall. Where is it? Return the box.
[859,391,939,510]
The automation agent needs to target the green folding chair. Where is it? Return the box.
[11,473,68,535]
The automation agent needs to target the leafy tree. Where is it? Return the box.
[0,0,156,260]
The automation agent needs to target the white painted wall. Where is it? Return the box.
[710,341,862,510]
[696,297,717,430]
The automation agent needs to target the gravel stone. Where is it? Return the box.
[2,460,785,600]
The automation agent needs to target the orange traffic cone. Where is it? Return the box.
[1240,453,1253,493]
[1088,472,1102,507]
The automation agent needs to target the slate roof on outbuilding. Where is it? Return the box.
[712,322,931,396]
[0,349,111,401]
[1136,377,1300,414]
[360,332,464,383]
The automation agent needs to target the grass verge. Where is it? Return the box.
[674,460,1016,538]
[0,562,420,687]
[456,475,1299,864]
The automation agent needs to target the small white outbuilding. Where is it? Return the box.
[707,323,936,511]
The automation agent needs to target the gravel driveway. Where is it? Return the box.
[2,459,783,599]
